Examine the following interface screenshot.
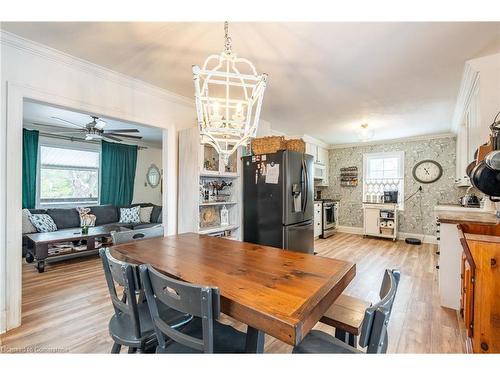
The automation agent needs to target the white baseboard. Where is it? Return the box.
[398,232,437,244]
[337,226,364,235]
[337,226,437,244]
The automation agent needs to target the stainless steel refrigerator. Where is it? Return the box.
[242,150,314,253]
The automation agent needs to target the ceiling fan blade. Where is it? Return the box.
[101,134,123,142]
[103,128,140,133]
[50,117,85,129]
[106,133,143,140]
[95,119,107,130]
[47,131,85,135]
[31,123,84,132]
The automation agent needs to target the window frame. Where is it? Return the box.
[36,139,101,208]
[362,151,405,209]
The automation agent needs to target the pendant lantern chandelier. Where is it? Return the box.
[192,22,268,164]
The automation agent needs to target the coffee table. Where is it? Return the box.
[25,224,126,272]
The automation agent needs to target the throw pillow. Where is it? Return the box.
[76,207,96,227]
[119,206,140,224]
[139,206,153,223]
[29,214,58,233]
[22,209,37,234]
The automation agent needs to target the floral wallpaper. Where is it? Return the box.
[318,136,465,235]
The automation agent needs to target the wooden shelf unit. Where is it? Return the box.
[178,127,243,241]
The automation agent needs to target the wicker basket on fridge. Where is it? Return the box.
[285,139,305,153]
[251,136,287,155]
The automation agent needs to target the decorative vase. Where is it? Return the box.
[220,205,229,227]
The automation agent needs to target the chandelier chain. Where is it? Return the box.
[224,21,232,54]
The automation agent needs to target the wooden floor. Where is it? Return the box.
[0,233,466,353]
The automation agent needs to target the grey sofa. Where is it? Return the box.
[22,203,162,257]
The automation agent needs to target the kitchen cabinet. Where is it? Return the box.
[306,142,329,186]
[305,142,328,165]
[437,222,463,310]
[363,207,380,236]
[460,253,474,340]
[314,202,322,238]
[459,223,500,353]
[455,82,480,186]
[317,147,329,166]
[434,206,499,311]
[305,142,316,160]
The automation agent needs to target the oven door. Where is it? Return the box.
[323,204,336,229]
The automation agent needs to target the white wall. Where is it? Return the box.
[468,53,500,141]
[133,147,162,206]
[0,30,195,333]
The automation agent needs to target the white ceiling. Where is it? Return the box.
[23,100,163,147]
[4,22,500,144]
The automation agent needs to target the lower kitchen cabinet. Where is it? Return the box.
[459,223,500,353]
[438,222,463,310]
[314,202,322,238]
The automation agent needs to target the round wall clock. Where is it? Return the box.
[412,160,443,184]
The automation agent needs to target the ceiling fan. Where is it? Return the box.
[35,115,143,142]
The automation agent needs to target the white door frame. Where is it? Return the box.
[0,81,178,332]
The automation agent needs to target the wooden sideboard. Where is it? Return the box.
[459,222,500,353]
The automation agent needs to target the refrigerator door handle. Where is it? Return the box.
[294,220,313,228]
[302,157,309,213]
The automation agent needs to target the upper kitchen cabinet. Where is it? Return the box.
[305,142,316,160]
[318,147,329,166]
[305,140,329,186]
[453,53,500,186]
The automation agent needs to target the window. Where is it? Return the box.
[38,145,100,206]
[363,151,404,207]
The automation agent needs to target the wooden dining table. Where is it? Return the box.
[111,232,356,353]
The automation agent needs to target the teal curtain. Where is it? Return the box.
[22,129,39,209]
[101,140,138,206]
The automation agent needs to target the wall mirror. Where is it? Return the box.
[146,164,161,188]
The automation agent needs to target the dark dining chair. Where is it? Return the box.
[293,269,400,354]
[111,225,164,245]
[139,264,247,353]
[99,248,192,353]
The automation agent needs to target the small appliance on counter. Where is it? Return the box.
[383,190,398,203]
[459,188,480,207]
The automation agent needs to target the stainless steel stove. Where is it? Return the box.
[320,199,338,238]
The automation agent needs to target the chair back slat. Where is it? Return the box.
[140,264,220,353]
[154,317,204,352]
[99,248,142,339]
[111,225,164,245]
[358,269,400,353]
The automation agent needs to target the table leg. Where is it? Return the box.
[35,243,48,273]
[87,236,96,250]
[245,326,265,353]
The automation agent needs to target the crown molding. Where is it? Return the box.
[328,132,456,149]
[0,30,195,108]
[451,62,480,133]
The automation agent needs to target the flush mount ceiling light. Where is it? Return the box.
[192,22,268,164]
[358,123,374,142]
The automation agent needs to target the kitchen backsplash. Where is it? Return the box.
[319,136,463,235]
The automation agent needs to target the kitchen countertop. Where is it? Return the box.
[464,232,500,244]
[434,205,499,225]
